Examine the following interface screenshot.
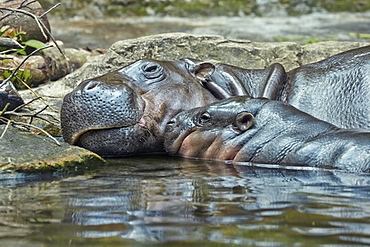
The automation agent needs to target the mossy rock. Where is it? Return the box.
[0,125,106,173]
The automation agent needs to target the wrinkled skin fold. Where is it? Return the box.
[164,96,370,173]
[61,45,370,157]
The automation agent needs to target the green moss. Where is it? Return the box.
[273,36,339,44]
[320,0,370,12]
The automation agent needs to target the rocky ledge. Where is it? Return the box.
[0,125,105,173]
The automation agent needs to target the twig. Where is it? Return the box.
[27,105,48,124]
[11,96,42,111]
[40,3,61,18]
[0,103,10,115]
[0,97,60,145]
[4,96,59,125]
[0,2,62,146]
[0,120,11,139]
[4,104,57,125]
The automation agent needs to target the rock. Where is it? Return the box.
[59,33,370,89]
[0,0,51,43]
[0,41,103,89]
[40,42,70,81]
[0,37,24,49]
[64,47,107,72]
[0,125,106,173]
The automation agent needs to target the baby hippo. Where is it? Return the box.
[164,96,370,172]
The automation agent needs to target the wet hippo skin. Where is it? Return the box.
[164,96,370,172]
[61,45,370,156]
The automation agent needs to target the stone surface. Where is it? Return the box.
[0,125,106,173]
[58,33,370,89]
[0,0,51,43]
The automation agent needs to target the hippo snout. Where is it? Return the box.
[61,72,145,147]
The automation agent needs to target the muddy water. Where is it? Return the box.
[1,156,370,246]
[50,12,370,49]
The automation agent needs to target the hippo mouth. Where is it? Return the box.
[164,128,194,156]
[61,88,163,156]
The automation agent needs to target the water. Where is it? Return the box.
[1,156,370,246]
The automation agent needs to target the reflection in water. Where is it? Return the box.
[1,156,370,246]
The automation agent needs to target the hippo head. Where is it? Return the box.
[164,96,257,161]
[61,59,218,156]
[164,96,337,163]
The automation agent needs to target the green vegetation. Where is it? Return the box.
[348,33,370,39]
[279,0,370,15]
[273,36,339,45]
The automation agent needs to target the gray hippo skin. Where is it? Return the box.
[195,45,370,129]
[61,59,217,156]
[164,96,370,173]
[61,45,370,156]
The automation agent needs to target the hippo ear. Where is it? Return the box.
[189,62,215,81]
[235,112,254,132]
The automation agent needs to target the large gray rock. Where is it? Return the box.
[57,33,369,89]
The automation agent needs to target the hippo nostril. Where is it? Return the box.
[85,81,100,91]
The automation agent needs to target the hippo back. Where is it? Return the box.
[283,45,370,129]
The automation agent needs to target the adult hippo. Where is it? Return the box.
[61,45,370,156]
[61,59,218,156]
[164,96,370,173]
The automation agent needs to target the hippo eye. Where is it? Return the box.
[143,62,163,79]
[144,64,159,73]
[198,112,211,125]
